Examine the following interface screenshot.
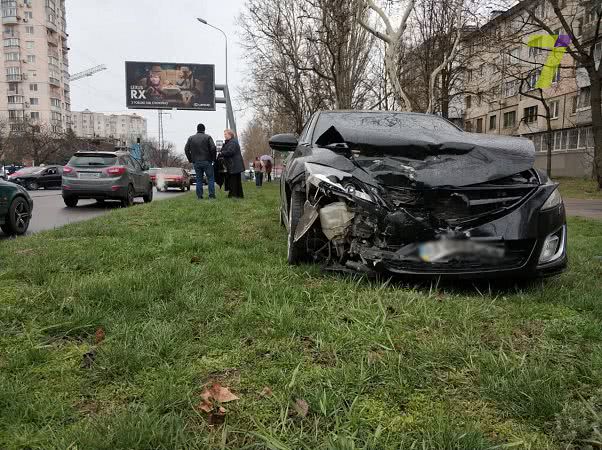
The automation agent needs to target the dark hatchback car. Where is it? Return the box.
[0,178,33,235]
[8,166,63,190]
[62,151,153,207]
[270,110,567,279]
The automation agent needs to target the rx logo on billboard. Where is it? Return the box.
[527,34,572,89]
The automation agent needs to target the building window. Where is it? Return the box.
[50,98,61,108]
[4,52,19,61]
[29,97,38,105]
[549,100,560,119]
[7,95,23,104]
[510,47,521,61]
[489,115,497,130]
[524,105,538,123]
[29,83,38,91]
[30,112,40,120]
[528,37,543,57]
[578,87,591,109]
[25,26,34,34]
[466,95,472,108]
[595,41,601,65]
[25,11,33,19]
[467,69,473,82]
[465,120,473,132]
[527,69,541,90]
[3,38,18,47]
[26,41,34,50]
[552,66,561,83]
[27,55,35,63]
[476,118,483,133]
[503,80,518,97]
[503,111,517,128]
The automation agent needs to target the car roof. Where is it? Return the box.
[74,151,128,157]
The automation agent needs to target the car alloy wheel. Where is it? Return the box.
[26,181,39,191]
[122,184,135,207]
[1,197,31,235]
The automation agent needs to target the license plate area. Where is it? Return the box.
[79,172,101,179]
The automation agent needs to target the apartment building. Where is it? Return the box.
[70,109,148,146]
[0,0,70,132]
[462,0,601,177]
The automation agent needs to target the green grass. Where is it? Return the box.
[556,177,602,200]
[1,183,602,449]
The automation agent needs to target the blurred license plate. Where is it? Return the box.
[419,240,504,263]
[79,172,100,178]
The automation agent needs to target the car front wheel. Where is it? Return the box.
[287,188,309,265]
[1,197,32,235]
[143,184,153,203]
[26,181,39,191]
[122,184,135,207]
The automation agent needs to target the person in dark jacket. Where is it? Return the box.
[220,129,244,198]
[184,123,217,199]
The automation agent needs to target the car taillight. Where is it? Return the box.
[105,166,127,176]
[63,166,74,175]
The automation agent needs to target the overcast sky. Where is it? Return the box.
[65,0,247,152]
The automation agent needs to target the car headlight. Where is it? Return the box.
[541,188,562,210]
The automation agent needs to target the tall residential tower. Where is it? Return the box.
[1,0,70,132]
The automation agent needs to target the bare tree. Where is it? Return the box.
[141,139,186,167]
[524,0,602,187]
[240,120,270,164]
[358,0,416,110]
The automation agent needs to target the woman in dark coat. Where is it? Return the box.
[220,129,245,198]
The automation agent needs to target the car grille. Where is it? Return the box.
[387,185,537,225]
[383,240,536,273]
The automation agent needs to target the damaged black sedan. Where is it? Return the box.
[269,111,567,278]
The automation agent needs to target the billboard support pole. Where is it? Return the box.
[216,84,236,136]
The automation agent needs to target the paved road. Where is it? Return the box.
[564,198,602,221]
[1,188,186,240]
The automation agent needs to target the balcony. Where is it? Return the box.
[47,34,59,46]
[6,73,23,82]
[49,76,61,86]
[2,12,19,25]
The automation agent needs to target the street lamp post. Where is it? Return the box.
[197,18,228,129]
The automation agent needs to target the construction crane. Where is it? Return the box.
[69,64,107,82]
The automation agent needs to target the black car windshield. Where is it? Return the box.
[70,155,118,167]
[312,112,461,145]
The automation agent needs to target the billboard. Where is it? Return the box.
[125,61,215,111]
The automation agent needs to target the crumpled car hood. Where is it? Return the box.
[297,125,535,188]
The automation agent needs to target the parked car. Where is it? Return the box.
[8,166,63,190]
[0,177,33,235]
[189,169,196,185]
[147,167,160,185]
[62,151,153,208]
[155,167,191,192]
[270,110,567,279]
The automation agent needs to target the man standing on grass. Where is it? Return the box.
[184,123,217,200]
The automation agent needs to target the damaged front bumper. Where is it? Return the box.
[293,163,567,279]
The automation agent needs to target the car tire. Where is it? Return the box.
[187,184,191,191]
[26,181,39,191]
[180,184,186,192]
[1,196,31,235]
[122,184,135,207]
[63,196,78,208]
[143,184,153,203]
[287,188,309,265]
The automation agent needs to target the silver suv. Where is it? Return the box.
[62,151,153,208]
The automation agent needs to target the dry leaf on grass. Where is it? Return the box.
[94,327,105,344]
[201,383,239,404]
[260,387,273,397]
[291,399,309,418]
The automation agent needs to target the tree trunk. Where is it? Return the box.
[546,117,553,177]
[385,38,412,111]
[589,72,602,189]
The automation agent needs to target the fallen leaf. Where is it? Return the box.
[260,387,273,397]
[94,327,105,344]
[190,256,202,264]
[208,407,226,425]
[198,399,213,413]
[201,383,239,403]
[292,399,309,418]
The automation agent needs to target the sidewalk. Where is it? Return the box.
[564,198,602,220]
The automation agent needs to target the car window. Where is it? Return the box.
[298,116,314,144]
[46,168,57,175]
[70,155,118,167]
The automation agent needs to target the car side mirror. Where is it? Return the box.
[269,134,298,152]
